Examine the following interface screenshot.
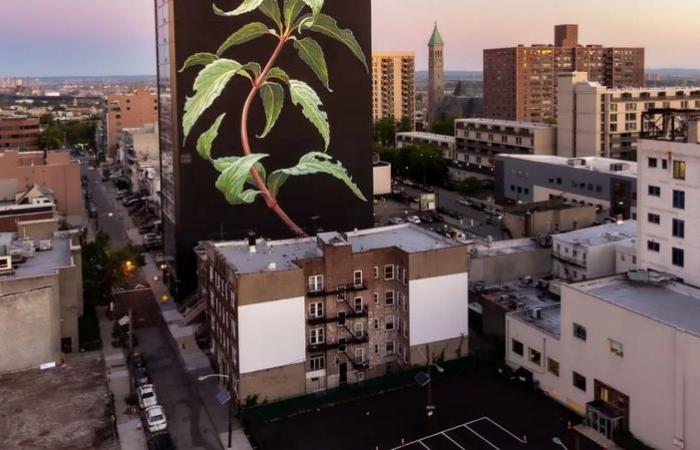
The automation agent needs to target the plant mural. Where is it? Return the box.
[181,0,368,237]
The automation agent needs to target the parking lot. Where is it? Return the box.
[394,417,525,450]
[250,364,601,450]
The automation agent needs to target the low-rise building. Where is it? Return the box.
[495,154,637,219]
[636,122,700,288]
[0,116,41,151]
[552,221,636,282]
[468,238,552,284]
[196,225,469,404]
[501,199,597,239]
[557,72,700,160]
[372,160,392,196]
[0,228,83,373]
[0,150,83,226]
[396,131,455,160]
[454,118,557,173]
[105,86,158,158]
[506,274,700,449]
[0,184,58,232]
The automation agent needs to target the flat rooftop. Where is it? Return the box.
[0,233,73,279]
[395,132,455,143]
[214,225,461,274]
[455,118,555,130]
[498,154,637,178]
[553,220,636,247]
[510,303,562,338]
[575,275,700,338]
[469,238,542,257]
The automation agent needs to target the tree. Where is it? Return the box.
[39,113,55,126]
[374,116,396,146]
[430,117,455,136]
[398,116,413,132]
[40,126,63,150]
[180,0,368,237]
[457,177,483,199]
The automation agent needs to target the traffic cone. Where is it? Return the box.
[522,435,528,444]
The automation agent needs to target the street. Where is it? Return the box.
[85,164,226,450]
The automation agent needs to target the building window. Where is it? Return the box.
[309,328,324,345]
[354,297,363,313]
[673,190,685,209]
[373,292,379,304]
[309,275,324,292]
[385,290,395,305]
[661,159,668,169]
[373,266,379,279]
[385,315,395,330]
[386,341,395,355]
[647,157,657,168]
[528,348,542,366]
[353,322,364,338]
[673,161,686,180]
[353,270,363,287]
[309,302,324,318]
[648,185,660,197]
[647,240,660,252]
[573,371,587,391]
[609,339,624,358]
[511,339,524,356]
[309,354,325,371]
[647,213,660,224]
[672,219,685,238]
[672,248,685,267]
[573,323,587,341]
[547,358,560,377]
[384,264,395,280]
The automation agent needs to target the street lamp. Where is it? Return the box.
[197,373,234,449]
[552,437,568,450]
[422,344,445,432]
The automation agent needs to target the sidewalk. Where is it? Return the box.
[98,306,147,450]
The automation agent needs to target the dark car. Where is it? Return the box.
[420,214,435,224]
[129,352,146,370]
[149,432,175,450]
[432,213,445,223]
[134,367,151,387]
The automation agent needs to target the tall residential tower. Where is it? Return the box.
[371,51,415,126]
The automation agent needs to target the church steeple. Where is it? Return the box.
[428,22,445,125]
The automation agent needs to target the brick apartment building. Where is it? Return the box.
[196,225,469,404]
[105,86,157,157]
[0,150,82,225]
[484,25,644,123]
[0,116,41,151]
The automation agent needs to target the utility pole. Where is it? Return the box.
[426,343,433,432]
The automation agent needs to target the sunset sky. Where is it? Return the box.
[1,0,698,76]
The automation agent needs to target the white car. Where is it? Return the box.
[388,217,405,225]
[137,384,158,409]
[144,405,167,433]
[406,215,421,224]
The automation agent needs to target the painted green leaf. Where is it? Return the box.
[213,0,265,16]
[213,156,267,187]
[304,13,368,72]
[217,22,271,56]
[301,0,323,21]
[180,53,218,72]
[267,152,366,201]
[259,0,282,30]
[267,67,290,85]
[183,59,248,140]
[289,79,329,150]
[242,62,262,79]
[283,0,305,30]
[196,113,226,160]
[214,153,269,205]
[292,37,330,91]
[258,82,285,138]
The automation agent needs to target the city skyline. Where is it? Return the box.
[0,0,699,76]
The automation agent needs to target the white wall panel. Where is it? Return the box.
[408,273,468,346]
[238,297,305,374]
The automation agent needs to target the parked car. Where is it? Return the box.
[148,432,175,450]
[388,217,405,225]
[432,213,445,223]
[139,220,162,235]
[88,204,98,218]
[420,213,435,224]
[129,352,146,370]
[124,197,143,208]
[134,367,151,387]
[406,215,421,224]
[144,405,168,433]
[137,384,158,409]
[116,190,129,200]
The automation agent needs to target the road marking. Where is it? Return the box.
[484,417,526,443]
[442,432,466,450]
[390,418,491,450]
[418,442,431,450]
[465,425,500,450]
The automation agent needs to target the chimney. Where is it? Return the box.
[688,119,700,144]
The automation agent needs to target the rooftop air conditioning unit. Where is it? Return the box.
[529,307,543,320]
[36,240,53,251]
[0,255,13,274]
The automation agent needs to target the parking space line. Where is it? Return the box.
[418,441,431,449]
[393,422,475,449]
[464,425,500,450]
[483,417,526,443]
[442,432,466,450]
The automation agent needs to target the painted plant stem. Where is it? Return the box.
[240,34,307,237]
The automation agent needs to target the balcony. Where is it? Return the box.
[306,331,368,353]
[307,282,368,298]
